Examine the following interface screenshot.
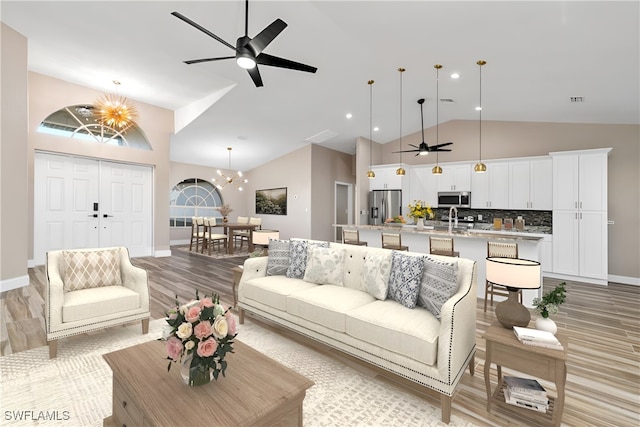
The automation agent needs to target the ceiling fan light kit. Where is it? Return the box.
[172,0,317,87]
[474,60,487,174]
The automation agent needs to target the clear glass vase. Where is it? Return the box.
[180,354,213,386]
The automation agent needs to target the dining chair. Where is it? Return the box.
[189,217,205,252]
[381,233,408,251]
[203,217,228,255]
[484,241,521,312]
[236,217,262,248]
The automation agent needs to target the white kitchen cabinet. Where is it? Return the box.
[550,148,611,283]
[471,161,509,209]
[409,165,438,208]
[369,165,406,191]
[437,163,471,192]
[540,234,553,274]
[509,157,552,210]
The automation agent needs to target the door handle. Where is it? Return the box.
[103,214,114,218]
[88,214,98,218]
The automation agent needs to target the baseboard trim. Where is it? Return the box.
[155,249,172,258]
[0,274,29,293]
[170,239,190,246]
[543,272,608,286]
[608,274,640,286]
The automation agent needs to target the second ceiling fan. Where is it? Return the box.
[172,0,317,87]
[394,98,453,156]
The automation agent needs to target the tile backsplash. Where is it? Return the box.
[432,208,552,228]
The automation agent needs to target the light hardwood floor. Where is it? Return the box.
[1,248,638,426]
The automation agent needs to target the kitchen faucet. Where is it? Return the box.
[448,206,458,233]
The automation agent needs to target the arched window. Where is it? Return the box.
[169,178,224,227]
[38,104,152,150]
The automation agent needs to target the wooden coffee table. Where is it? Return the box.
[103,339,313,427]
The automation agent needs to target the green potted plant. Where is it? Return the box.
[532,282,566,335]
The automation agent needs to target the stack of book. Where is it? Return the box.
[503,375,549,413]
[513,326,564,350]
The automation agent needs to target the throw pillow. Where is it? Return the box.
[303,246,345,285]
[387,251,424,309]
[286,239,329,279]
[361,252,392,300]
[266,239,290,276]
[418,256,459,319]
[62,248,123,292]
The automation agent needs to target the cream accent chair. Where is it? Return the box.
[45,247,150,358]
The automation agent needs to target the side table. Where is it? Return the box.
[483,323,567,426]
[231,265,243,308]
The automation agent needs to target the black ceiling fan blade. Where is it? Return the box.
[171,12,237,51]
[247,19,287,56]
[392,149,420,153]
[247,66,264,87]
[430,142,454,149]
[184,56,235,65]
[256,53,317,73]
[408,144,420,149]
[432,148,453,152]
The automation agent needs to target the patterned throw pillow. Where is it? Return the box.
[418,256,459,319]
[361,252,392,300]
[303,246,345,285]
[62,248,122,292]
[286,239,330,279]
[266,239,290,276]
[387,251,425,309]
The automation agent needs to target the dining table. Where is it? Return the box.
[223,223,259,255]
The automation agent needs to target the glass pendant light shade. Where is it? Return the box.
[474,162,487,173]
[396,167,406,176]
[367,170,376,178]
[432,165,443,175]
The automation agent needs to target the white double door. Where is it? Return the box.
[34,152,153,265]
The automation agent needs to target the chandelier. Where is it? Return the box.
[95,81,138,132]
[214,147,248,191]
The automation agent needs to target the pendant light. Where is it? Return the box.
[474,60,487,173]
[366,79,376,179]
[432,64,443,175]
[95,80,138,133]
[396,68,406,176]
[214,147,248,191]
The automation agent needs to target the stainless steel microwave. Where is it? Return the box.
[437,191,471,208]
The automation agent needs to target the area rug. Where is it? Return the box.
[0,317,476,427]
[173,243,253,260]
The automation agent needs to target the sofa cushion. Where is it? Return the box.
[362,251,393,300]
[287,285,375,332]
[62,248,122,292]
[303,246,345,286]
[266,239,290,276]
[286,239,329,279]
[388,251,425,309]
[346,299,440,365]
[243,276,316,311]
[418,256,459,319]
[62,285,139,323]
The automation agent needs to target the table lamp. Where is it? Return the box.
[252,230,279,255]
[486,256,541,329]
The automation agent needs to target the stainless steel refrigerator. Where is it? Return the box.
[369,190,402,225]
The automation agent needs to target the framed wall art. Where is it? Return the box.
[256,187,287,215]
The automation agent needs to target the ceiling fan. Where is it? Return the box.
[171,0,317,87]
[393,98,453,156]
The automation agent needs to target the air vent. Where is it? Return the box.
[440,98,455,103]
[306,129,339,143]
[570,96,584,103]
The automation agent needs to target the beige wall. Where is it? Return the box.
[377,120,640,280]
[0,24,29,290]
[310,144,356,242]
[27,72,174,260]
[169,161,249,243]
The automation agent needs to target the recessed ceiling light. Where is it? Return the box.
[450,73,460,79]
[345,113,353,119]
[373,127,379,132]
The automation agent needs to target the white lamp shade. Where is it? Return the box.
[252,230,279,246]
[486,257,541,290]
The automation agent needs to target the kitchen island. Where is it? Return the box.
[334,223,549,306]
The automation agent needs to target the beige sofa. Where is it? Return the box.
[45,247,150,358]
[238,240,477,423]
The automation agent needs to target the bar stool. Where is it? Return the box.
[381,233,408,251]
[484,241,521,312]
[189,217,205,252]
[343,229,367,246]
[429,237,459,257]
[203,217,228,255]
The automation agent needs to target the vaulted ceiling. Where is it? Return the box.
[2,1,638,171]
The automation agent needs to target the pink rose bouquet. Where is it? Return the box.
[164,291,237,386]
